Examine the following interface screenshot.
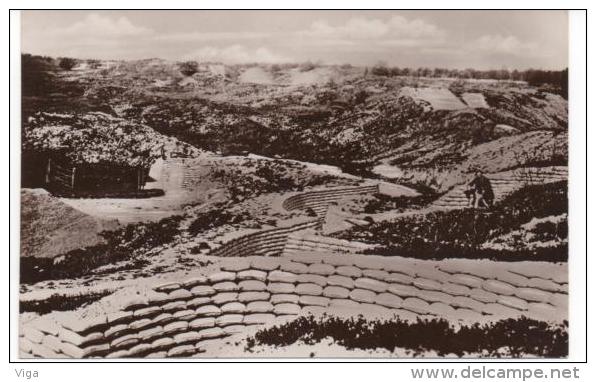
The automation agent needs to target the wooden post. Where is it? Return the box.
[45,158,52,184]
[71,166,76,191]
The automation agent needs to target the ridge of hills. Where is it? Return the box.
[22,55,567,191]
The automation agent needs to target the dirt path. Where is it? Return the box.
[59,158,213,224]
[60,152,366,225]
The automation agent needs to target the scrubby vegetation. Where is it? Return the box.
[23,112,170,167]
[487,213,568,252]
[209,159,352,201]
[21,55,567,186]
[354,192,439,215]
[246,315,568,358]
[187,205,250,236]
[20,290,111,314]
[19,56,568,281]
[18,54,569,359]
[336,181,567,262]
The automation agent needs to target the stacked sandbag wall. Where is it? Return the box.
[207,219,323,258]
[20,253,567,359]
[283,232,376,255]
[282,185,379,216]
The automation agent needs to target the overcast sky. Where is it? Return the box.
[21,10,568,70]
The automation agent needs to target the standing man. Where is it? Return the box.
[468,170,494,208]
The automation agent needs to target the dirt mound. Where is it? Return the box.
[239,67,274,84]
[461,92,489,108]
[286,67,336,86]
[20,189,119,258]
[400,87,466,110]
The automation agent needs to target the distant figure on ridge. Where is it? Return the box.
[465,170,494,208]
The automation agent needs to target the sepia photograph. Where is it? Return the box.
[15,9,576,360]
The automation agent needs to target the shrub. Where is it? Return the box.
[58,57,77,70]
[246,315,568,358]
[371,65,391,77]
[532,219,568,242]
[179,61,199,76]
[353,90,368,105]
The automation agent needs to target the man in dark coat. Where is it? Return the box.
[467,170,494,208]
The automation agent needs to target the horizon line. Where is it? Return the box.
[21,52,569,72]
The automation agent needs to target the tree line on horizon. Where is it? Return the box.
[368,65,568,88]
